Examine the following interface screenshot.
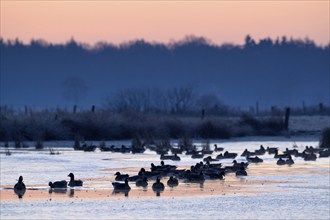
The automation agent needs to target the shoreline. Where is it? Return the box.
[0,134,322,149]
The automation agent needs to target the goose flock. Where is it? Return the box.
[13,143,329,198]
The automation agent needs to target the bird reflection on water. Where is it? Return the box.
[48,188,67,194]
[112,189,130,197]
[14,188,26,199]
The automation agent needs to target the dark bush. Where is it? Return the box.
[35,140,44,150]
[239,114,261,132]
[196,120,231,139]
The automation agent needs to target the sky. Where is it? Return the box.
[1,1,329,46]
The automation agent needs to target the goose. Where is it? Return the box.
[136,177,148,188]
[191,151,204,159]
[241,149,255,157]
[127,175,143,182]
[246,156,263,163]
[266,147,278,154]
[214,144,224,152]
[236,166,247,176]
[152,177,165,191]
[160,161,177,170]
[276,158,286,165]
[254,145,266,155]
[138,168,160,179]
[160,154,173,160]
[216,153,224,159]
[233,160,249,168]
[205,161,222,169]
[68,173,83,187]
[167,176,179,187]
[284,148,298,155]
[49,180,67,188]
[203,156,219,162]
[223,151,237,159]
[285,156,295,165]
[14,176,26,198]
[114,172,129,181]
[112,178,131,191]
[14,176,26,191]
[171,154,181,161]
[304,152,317,161]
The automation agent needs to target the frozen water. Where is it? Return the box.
[1,139,329,219]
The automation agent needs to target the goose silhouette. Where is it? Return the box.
[49,180,67,188]
[14,176,26,198]
[167,176,179,187]
[68,173,83,187]
[152,176,165,191]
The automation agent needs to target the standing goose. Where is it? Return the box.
[136,177,148,188]
[152,176,165,191]
[14,176,26,190]
[14,176,26,198]
[68,173,83,187]
[167,176,179,187]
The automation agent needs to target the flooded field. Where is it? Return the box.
[1,138,329,219]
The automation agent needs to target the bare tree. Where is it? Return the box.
[167,85,196,114]
[109,88,170,113]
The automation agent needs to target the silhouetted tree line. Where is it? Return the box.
[0,35,329,108]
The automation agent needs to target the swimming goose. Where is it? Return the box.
[235,166,247,176]
[203,156,219,162]
[171,154,181,161]
[276,158,286,165]
[49,180,67,188]
[223,151,237,159]
[246,156,263,163]
[160,154,174,160]
[233,160,249,168]
[114,172,129,181]
[285,156,295,165]
[167,176,179,187]
[303,152,317,161]
[68,173,83,187]
[266,147,278,154]
[136,177,148,188]
[241,149,255,157]
[214,144,224,152]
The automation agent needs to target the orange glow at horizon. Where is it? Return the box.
[1,1,329,46]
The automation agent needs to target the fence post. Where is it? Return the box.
[284,107,291,130]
